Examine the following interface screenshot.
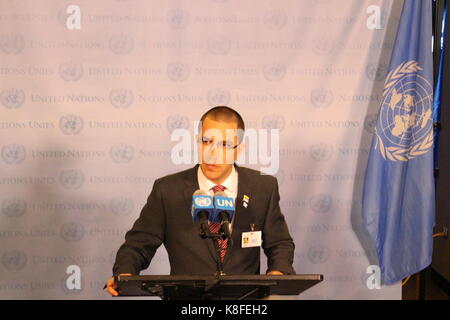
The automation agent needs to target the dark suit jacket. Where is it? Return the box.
[113,164,295,276]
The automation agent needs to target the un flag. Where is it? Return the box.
[362,0,435,285]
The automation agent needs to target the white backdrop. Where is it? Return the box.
[0,0,403,299]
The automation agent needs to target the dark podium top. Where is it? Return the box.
[115,274,323,300]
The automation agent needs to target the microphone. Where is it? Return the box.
[192,189,214,238]
[213,191,235,246]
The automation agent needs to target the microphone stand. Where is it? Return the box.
[212,233,226,277]
[199,226,227,277]
[200,222,226,277]
[197,209,234,277]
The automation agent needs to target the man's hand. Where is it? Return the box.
[105,273,132,296]
[267,270,284,275]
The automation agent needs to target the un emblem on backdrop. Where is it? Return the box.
[1,250,27,271]
[110,197,134,216]
[261,114,285,132]
[262,63,287,82]
[109,35,134,55]
[59,169,84,190]
[310,88,334,109]
[60,222,85,242]
[167,62,190,82]
[110,144,134,163]
[109,88,134,109]
[364,114,378,134]
[1,88,25,109]
[366,62,389,82]
[207,88,231,106]
[375,61,433,162]
[56,7,71,28]
[166,9,190,29]
[263,10,288,30]
[166,114,189,133]
[207,36,231,55]
[1,144,26,165]
[59,114,84,135]
[61,275,83,295]
[0,34,25,54]
[311,38,335,56]
[309,194,333,214]
[2,198,27,218]
[307,245,330,264]
[309,143,334,162]
[59,61,84,81]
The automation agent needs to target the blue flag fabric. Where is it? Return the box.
[362,0,435,285]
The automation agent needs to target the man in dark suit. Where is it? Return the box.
[106,106,295,296]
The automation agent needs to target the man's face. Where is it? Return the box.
[198,117,242,184]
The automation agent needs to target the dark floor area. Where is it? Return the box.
[402,268,450,300]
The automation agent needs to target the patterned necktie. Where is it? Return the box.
[209,185,228,262]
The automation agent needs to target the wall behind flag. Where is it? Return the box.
[0,0,403,299]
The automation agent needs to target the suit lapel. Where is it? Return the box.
[182,165,200,211]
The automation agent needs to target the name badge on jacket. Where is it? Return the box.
[241,231,262,248]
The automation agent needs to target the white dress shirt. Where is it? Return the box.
[197,165,238,230]
[197,165,238,200]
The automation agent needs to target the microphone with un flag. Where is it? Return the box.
[212,191,235,246]
[362,0,435,285]
[192,190,214,238]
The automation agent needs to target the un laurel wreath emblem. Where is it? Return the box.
[375,60,434,162]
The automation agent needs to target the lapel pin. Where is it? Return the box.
[243,195,249,208]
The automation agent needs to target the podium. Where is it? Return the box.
[115,274,323,300]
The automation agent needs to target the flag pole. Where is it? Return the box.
[414,0,447,301]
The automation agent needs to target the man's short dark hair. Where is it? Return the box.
[199,106,245,144]
[200,106,245,132]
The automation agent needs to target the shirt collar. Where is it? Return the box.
[197,165,238,194]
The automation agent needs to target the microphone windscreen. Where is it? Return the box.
[214,191,227,198]
[192,190,214,222]
[193,189,208,196]
[211,191,234,223]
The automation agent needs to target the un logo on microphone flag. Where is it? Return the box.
[375,60,434,162]
[194,195,212,207]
